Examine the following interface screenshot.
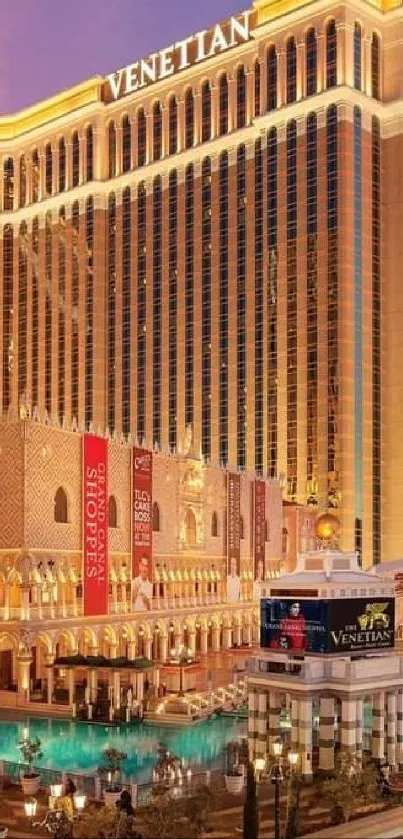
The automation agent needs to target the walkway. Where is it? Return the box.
[304,806,403,839]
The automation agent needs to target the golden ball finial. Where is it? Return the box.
[315,513,340,544]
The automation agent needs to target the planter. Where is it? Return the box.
[21,774,40,796]
[104,788,122,808]
[0,827,8,839]
[224,773,244,795]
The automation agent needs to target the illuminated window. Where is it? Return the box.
[58,138,66,192]
[32,218,39,408]
[137,182,147,441]
[185,509,197,547]
[32,149,39,203]
[168,97,178,155]
[201,157,212,459]
[122,115,131,173]
[306,113,318,496]
[237,66,247,129]
[58,207,66,423]
[286,120,297,499]
[219,151,229,466]
[71,202,80,421]
[201,81,211,143]
[86,125,94,181]
[109,496,118,528]
[85,197,94,429]
[219,75,228,136]
[267,127,278,479]
[354,23,362,91]
[2,225,13,410]
[3,158,14,210]
[152,502,160,532]
[372,114,381,563]
[254,60,261,117]
[108,122,116,178]
[306,28,317,96]
[255,138,263,474]
[153,102,162,161]
[326,21,337,89]
[45,211,52,415]
[153,176,162,446]
[45,143,53,197]
[18,222,28,402]
[19,156,26,207]
[168,170,178,451]
[185,164,194,428]
[267,45,277,111]
[137,108,147,167]
[371,33,380,100]
[327,105,339,509]
[72,131,80,187]
[286,38,297,103]
[185,89,194,149]
[237,144,247,470]
[107,193,116,432]
[54,487,69,524]
[122,187,131,436]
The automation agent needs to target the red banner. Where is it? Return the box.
[132,448,153,612]
[227,473,241,603]
[254,480,266,581]
[83,435,108,616]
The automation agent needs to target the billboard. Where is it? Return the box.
[261,598,395,655]
[227,473,241,603]
[83,435,108,616]
[132,448,153,611]
[254,480,266,585]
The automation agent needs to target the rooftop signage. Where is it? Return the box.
[106,11,253,102]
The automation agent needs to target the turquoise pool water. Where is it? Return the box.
[0,715,246,783]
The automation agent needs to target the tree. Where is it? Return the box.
[73,806,141,839]
[284,771,302,839]
[322,752,381,825]
[243,762,259,839]
[138,784,215,839]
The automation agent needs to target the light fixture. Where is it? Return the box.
[288,751,299,768]
[24,798,37,819]
[50,783,63,799]
[73,792,86,812]
[254,757,265,774]
[272,739,283,758]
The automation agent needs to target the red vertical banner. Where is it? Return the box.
[227,472,241,603]
[83,435,108,616]
[254,479,266,583]
[132,448,153,612]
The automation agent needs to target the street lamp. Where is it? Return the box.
[269,740,299,839]
[24,798,37,825]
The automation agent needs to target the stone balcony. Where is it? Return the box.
[247,650,403,691]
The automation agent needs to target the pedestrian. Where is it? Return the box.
[116,789,134,816]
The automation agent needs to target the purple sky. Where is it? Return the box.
[1,0,243,113]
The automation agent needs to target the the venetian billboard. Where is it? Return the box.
[260,598,395,655]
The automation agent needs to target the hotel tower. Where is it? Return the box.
[0,0,402,569]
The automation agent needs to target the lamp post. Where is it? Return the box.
[269,740,299,839]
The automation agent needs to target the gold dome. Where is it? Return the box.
[315,513,340,543]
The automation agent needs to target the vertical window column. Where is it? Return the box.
[353,105,363,561]
[85,198,94,429]
[306,114,318,503]
[18,223,28,406]
[372,116,381,564]
[267,128,278,479]
[58,208,66,423]
[2,225,13,413]
[219,152,229,466]
[122,187,131,437]
[168,171,178,451]
[237,145,247,470]
[286,121,298,500]
[136,182,147,442]
[32,218,39,409]
[152,177,162,447]
[255,140,264,475]
[71,203,80,421]
[201,158,212,460]
[326,105,339,512]
[44,211,52,416]
[185,165,194,428]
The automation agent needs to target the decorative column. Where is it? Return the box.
[277,49,285,107]
[20,585,30,621]
[127,641,136,661]
[68,669,75,706]
[372,692,385,763]
[256,690,268,757]
[136,672,144,703]
[387,692,397,769]
[299,698,313,779]
[296,40,305,100]
[243,624,252,645]
[340,698,357,754]
[159,635,168,663]
[363,35,372,96]
[200,628,208,654]
[291,698,299,753]
[145,638,152,660]
[45,655,55,705]
[397,691,403,768]
[356,697,363,765]
[317,33,326,92]
[113,671,121,712]
[17,652,32,699]
[212,627,220,652]
[248,689,258,760]
[188,631,196,656]
[268,691,281,753]
[319,697,335,770]
[222,627,232,649]
[233,625,242,647]
[89,669,98,705]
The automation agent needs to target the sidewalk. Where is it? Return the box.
[304,806,403,839]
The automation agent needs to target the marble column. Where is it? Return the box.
[387,692,397,769]
[256,691,268,757]
[340,698,357,753]
[299,698,313,779]
[291,698,299,752]
[397,691,403,768]
[212,628,220,652]
[17,653,32,699]
[372,692,385,763]
[45,655,55,705]
[319,697,335,770]
[200,629,208,654]
[268,691,281,753]
[248,689,258,760]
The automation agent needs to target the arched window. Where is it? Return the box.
[152,502,160,532]
[3,158,14,210]
[108,495,118,528]
[153,102,162,161]
[306,28,317,96]
[326,20,337,89]
[265,520,270,541]
[240,515,245,540]
[185,508,197,547]
[267,45,277,111]
[19,156,26,208]
[169,97,178,155]
[32,149,39,203]
[45,143,53,197]
[254,60,261,117]
[58,138,66,192]
[137,109,147,167]
[286,38,297,103]
[371,32,380,100]
[72,131,80,187]
[108,122,116,178]
[86,125,94,182]
[354,22,362,91]
[211,511,218,537]
[122,115,131,173]
[201,81,211,143]
[185,90,194,149]
[237,66,247,129]
[54,487,68,523]
[219,75,228,136]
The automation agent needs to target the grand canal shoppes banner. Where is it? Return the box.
[132,448,153,612]
[83,435,109,616]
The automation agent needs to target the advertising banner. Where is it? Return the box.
[260,597,395,654]
[227,472,241,603]
[132,448,153,612]
[83,435,108,617]
[254,480,266,583]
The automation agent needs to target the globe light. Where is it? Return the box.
[254,757,265,773]
[288,752,299,768]
[24,799,37,819]
[272,739,283,758]
[73,792,86,812]
[50,784,63,799]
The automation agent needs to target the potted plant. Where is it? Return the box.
[19,736,42,796]
[224,741,244,794]
[98,748,127,807]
